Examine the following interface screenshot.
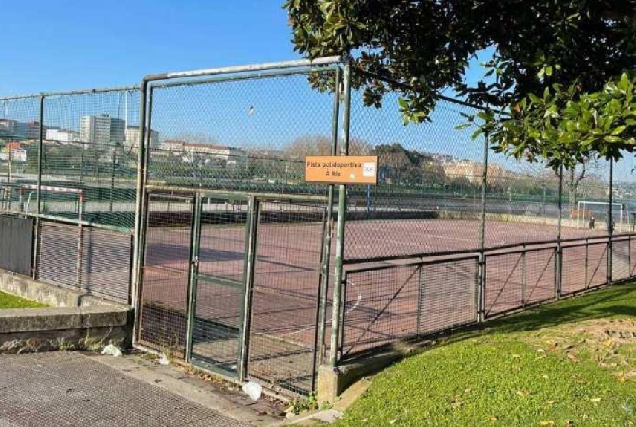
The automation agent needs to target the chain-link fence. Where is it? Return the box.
[0,88,139,303]
[338,71,636,362]
[4,58,636,398]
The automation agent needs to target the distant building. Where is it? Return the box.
[184,143,247,167]
[0,119,17,137]
[442,159,510,185]
[0,142,27,162]
[80,115,125,147]
[46,128,79,143]
[124,126,160,149]
[0,119,43,140]
[24,121,42,140]
[160,139,187,152]
[161,140,248,167]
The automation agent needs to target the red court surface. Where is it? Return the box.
[137,216,634,392]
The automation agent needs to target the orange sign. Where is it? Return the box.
[305,156,378,184]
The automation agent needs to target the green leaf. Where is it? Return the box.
[612,126,627,136]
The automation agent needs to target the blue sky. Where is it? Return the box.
[0,1,492,160]
[0,1,298,95]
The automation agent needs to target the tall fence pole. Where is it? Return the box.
[131,79,149,343]
[318,67,341,366]
[329,61,351,368]
[36,95,44,216]
[608,159,614,284]
[476,129,489,322]
[556,165,563,298]
[32,95,45,280]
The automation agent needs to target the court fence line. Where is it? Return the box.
[0,57,634,399]
[339,233,635,360]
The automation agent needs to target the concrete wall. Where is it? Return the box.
[0,305,133,353]
[0,269,133,354]
[0,268,115,307]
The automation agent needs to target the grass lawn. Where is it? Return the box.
[0,291,46,309]
[334,283,636,427]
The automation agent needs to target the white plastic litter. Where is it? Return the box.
[101,344,122,357]
[242,381,262,401]
[158,353,170,365]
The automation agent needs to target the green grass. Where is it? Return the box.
[334,283,636,427]
[0,291,46,309]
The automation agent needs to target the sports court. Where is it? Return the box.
[2,57,635,399]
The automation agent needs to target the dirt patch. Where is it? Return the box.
[572,319,636,343]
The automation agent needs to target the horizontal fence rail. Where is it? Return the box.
[340,234,636,360]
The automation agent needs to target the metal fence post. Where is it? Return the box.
[185,194,202,362]
[608,159,613,284]
[131,79,150,344]
[521,244,527,305]
[629,236,632,277]
[32,95,45,279]
[329,61,351,368]
[556,165,563,299]
[76,192,84,288]
[239,196,259,382]
[416,265,423,336]
[318,66,341,366]
[36,95,44,215]
[476,128,489,322]
[585,238,589,289]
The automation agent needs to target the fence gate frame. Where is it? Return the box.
[185,191,258,380]
[138,186,329,392]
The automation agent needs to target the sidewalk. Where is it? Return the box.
[0,352,285,426]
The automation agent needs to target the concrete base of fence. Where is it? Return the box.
[0,268,116,307]
[317,343,417,402]
[0,305,133,354]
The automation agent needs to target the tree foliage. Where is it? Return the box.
[284,0,636,168]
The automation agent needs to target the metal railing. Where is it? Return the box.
[340,233,636,360]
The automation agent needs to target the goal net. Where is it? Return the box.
[576,200,627,232]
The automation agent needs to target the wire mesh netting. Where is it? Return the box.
[523,248,557,305]
[342,256,479,358]
[345,95,484,261]
[418,257,479,335]
[343,84,619,264]
[41,90,140,229]
[35,220,132,303]
[7,60,636,399]
[247,201,325,395]
[80,227,133,302]
[484,252,524,317]
[341,264,420,357]
[612,238,631,282]
[482,247,555,318]
[37,222,79,287]
[191,197,249,375]
[0,96,41,212]
[138,193,194,359]
[561,243,589,295]
[147,71,336,195]
[0,90,139,304]
[587,241,609,289]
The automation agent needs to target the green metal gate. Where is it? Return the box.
[187,194,258,378]
[139,188,328,394]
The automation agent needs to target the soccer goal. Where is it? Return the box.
[576,200,627,232]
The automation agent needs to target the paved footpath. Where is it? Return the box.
[0,352,257,427]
